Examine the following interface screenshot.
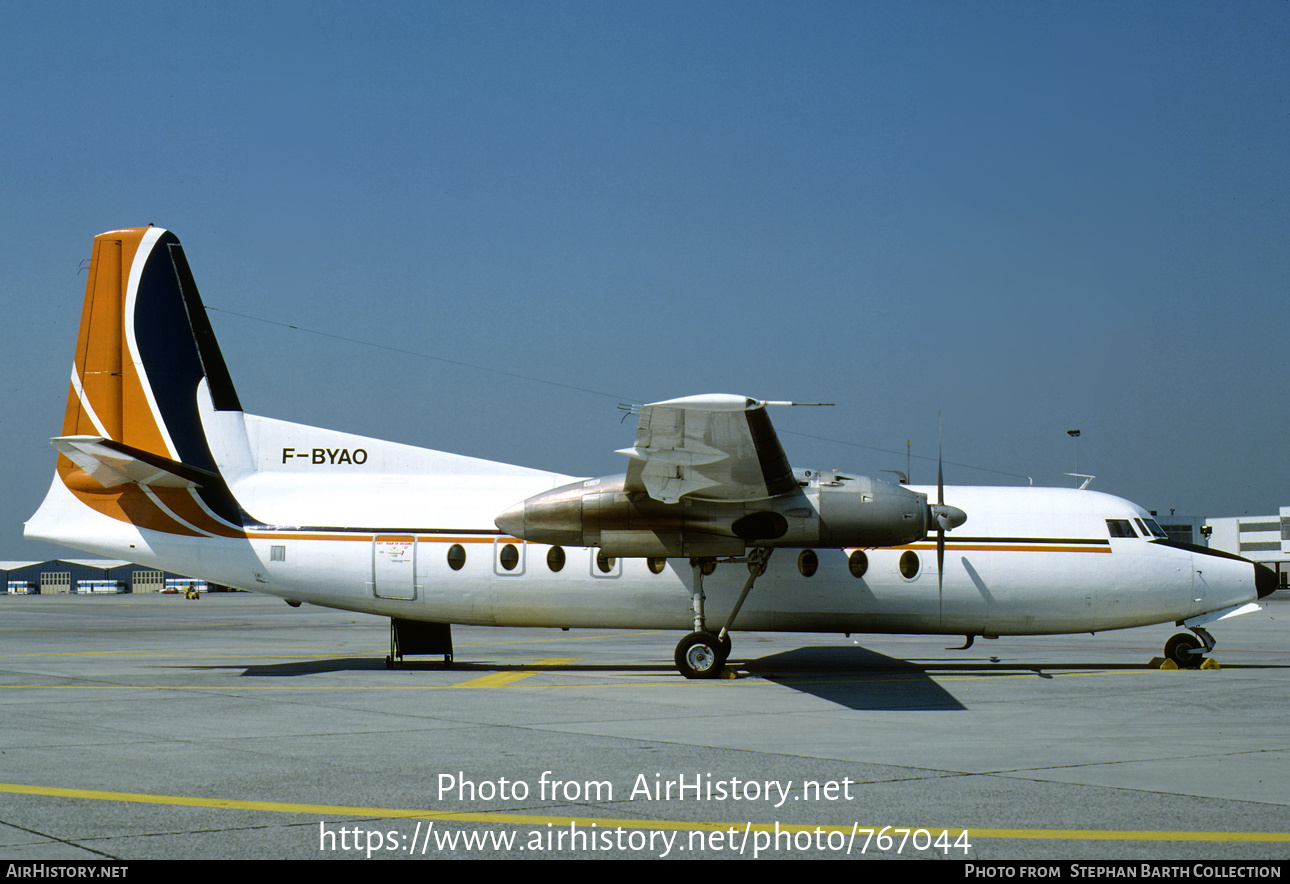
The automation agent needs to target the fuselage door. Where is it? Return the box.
[373,535,418,600]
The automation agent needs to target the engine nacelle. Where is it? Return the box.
[495,469,941,557]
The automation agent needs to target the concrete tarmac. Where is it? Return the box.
[1,592,1287,861]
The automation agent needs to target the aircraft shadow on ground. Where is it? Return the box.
[211,658,668,677]
[739,646,967,711]
[199,646,1286,710]
[206,651,965,710]
[205,657,391,676]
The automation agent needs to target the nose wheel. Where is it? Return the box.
[1164,627,1214,668]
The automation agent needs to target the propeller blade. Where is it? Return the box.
[937,524,945,596]
[937,412,944,507]
[937,412,944,603]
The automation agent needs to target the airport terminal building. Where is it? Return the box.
[1204,507,1290,591]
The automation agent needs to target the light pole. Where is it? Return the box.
[1067,430,1080,487]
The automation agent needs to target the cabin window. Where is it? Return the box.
[547,546,566,572]
[797,549,818,577]
[848,550,868,578]
[899,550,920,579]
[596,550,615,573]
[447,544,467,571]
[647,557,667,574]
[1106,519,1137,538]
[499,543,520,571]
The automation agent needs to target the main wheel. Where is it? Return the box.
[1165,633,1202,667]
[675,632,728,679]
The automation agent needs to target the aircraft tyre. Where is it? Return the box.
[1165,633,1202,667]
[717,631,732,659]
[675,632,728,679]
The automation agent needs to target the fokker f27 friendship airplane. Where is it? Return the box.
[27,227,1276,677]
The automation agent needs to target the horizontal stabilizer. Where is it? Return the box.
[52,436,219,490]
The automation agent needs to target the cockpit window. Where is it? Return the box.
[1142,518,1168,538]
[1106,519,1137,538]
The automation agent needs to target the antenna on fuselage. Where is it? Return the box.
[1065,473,1095,490]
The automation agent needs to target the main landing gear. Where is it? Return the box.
[1164,627,1214,668]
[674,631,728,679]
[674,548,772,679]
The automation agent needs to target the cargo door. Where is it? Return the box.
[372,535,417,600]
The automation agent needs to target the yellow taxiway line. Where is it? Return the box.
[0,782,1286,843]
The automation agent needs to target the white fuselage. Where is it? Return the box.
[27,400,1260,639]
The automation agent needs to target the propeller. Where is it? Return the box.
[938,441,945,596]
[926,414,967,603]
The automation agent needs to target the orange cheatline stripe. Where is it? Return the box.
[244,532,507,543]
[904,544,1111,553]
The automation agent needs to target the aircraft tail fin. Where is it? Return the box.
[34,226,247,540]
[62,226,241,450]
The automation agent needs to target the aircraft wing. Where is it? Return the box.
[616,395,798,504]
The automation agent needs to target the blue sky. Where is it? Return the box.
[4,1,1288,560]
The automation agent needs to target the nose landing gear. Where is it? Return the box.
[1164,626,1215,668]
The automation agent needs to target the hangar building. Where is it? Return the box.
[2,559,219,594]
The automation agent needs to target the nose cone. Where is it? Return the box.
[1255,561,1277,599]
[495,501,526,539]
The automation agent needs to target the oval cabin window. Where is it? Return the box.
[596,550,615,573]
[547,546,566,572]
[798,549,818,577]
